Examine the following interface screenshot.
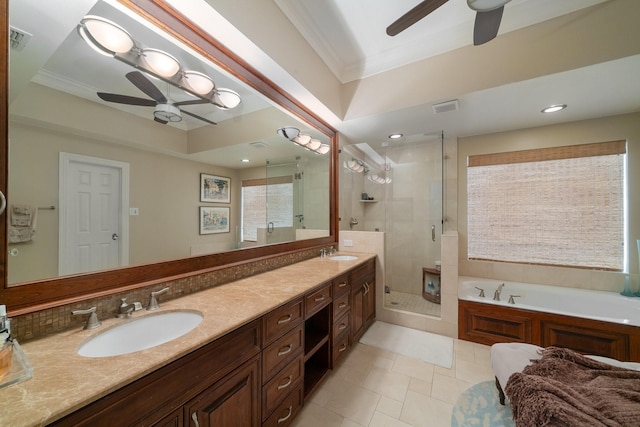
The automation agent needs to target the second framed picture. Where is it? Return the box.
[199,206,230,234]
[200,173,230,203]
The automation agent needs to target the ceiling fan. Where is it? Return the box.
[386,0,512,45]
[97,71,217,125]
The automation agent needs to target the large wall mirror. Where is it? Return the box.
[0,0,337,313]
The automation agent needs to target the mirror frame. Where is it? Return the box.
[0,0,339,315]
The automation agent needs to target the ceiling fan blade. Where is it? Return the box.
[154,116,168,124]
[386,0,449,36]
[97,92,157,106]
[174,99,211,107]
[126,71,167,104]
[473,6,504,45]
[181,109,217,126]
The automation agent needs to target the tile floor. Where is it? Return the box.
[384,290,441,317]
[291,336,495,427]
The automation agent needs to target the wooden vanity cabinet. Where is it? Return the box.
[331,273,351,365]
[350,259,376,343]
[50,320,262,427]
[303,282,332,398]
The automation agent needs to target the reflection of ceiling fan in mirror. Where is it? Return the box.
[97,71,217,125]
[386,0,511,45]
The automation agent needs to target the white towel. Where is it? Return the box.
[8,204,37,243]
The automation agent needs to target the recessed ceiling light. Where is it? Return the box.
[241,159,250,163]
[541,104,567,113]
[388,133,403,139]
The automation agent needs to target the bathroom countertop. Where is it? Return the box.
[0,252,375,427]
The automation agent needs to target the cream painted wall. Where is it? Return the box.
[8,122,239,284]
[457,112,640,293]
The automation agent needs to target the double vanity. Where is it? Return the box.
[0,253,376,427]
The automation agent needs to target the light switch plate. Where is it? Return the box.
[343,239,353,247]
[130,207,139,216]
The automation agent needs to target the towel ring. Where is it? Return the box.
[0,190,6,216]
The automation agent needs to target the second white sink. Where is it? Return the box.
[329,255,358,261]
[78,310,203,358]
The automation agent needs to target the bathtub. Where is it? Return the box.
[458,276,640,327]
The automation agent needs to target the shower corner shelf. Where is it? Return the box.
[422,267,441,305]
[359,200,377,203]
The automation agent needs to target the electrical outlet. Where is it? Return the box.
[129,207,139,216]
[343,239,353,247]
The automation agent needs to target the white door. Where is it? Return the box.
[59,153,129,276]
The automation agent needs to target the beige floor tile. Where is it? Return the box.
[453,339,476,363]
[370,411,415,427]
[408,377,432,396]
[323,378,382,426]
[400,390,453,427]
[454,358,495,384]
[363,366,411,401]
[391,355,435,383]
[431,373,472,405]
[290,402,344,427]
[376,395,404,419]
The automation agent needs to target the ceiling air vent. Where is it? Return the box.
[9,26,32,51]
[432,99,459,114]
[250,141,268,149]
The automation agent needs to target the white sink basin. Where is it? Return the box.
[78,310,203,358]
[329,255,358,261]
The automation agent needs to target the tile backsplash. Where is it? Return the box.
[10,248,319,342]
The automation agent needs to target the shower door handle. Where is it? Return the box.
[268,222,274,233]
[0,190,6,215]
[431,225,435,242]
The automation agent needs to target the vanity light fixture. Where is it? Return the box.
[344,159,367,173]
[277,127,330,154]
[541,104,567,113]
[78,15,242,110]
[388,133,403,140]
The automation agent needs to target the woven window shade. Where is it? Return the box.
[467,141,626,271]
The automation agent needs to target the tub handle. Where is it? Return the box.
[508,295,521,304]
[475,287,485,297]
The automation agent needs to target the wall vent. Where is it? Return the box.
[432,99,459,114]
[9,26,32,51]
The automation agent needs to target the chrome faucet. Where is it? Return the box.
[72,306,101,330]
[349,217,358,230]
[117,298,142,318]
[147,287,170,311]
[493,283,505,301]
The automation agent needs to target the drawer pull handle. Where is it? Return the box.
[191,412,200,427]
[314,295,326,302]
[277,375,293,390]
[278,344,293,356]
[277,314,293,324]
[338,343,348,352]
[339,302,347,309]
[338,282,347,288]
[278,406,293,424]
[339,323,347,330]
[363,282,369,295]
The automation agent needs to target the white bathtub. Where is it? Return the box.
[458,276,640,327]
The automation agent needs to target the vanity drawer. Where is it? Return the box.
[332,312,350,340]
[332,331,350,365]
[263,298,304,346]
[262,384,304,427]
[263,324,304,383]
[305,283,332,318]
[262,355,303,420]
[333,291,350,320]
[332,273,350,296]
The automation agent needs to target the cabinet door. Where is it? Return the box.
[185,357,260,427]
[351,284,365,341]
[363,276,375,326]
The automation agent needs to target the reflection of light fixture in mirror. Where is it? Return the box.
[388,133,403,140]
[214,89,242,109]
[183,70,215,95]
[541,104,567,113]
[142,48,181,78]
[277,127,330,154]
[77,15,135,57]
[154,104,182,122]
[344,159,367,173]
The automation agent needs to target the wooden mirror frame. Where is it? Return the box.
[0,0,339,315]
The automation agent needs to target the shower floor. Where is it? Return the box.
[384,289,441,317]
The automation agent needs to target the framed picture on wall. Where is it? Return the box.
[199,206,230,234]
[200,173,231,203]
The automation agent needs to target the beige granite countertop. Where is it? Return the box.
[0,252,375,427]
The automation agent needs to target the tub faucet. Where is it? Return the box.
[493,283,505,301]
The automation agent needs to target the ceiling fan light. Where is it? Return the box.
[293,134,311,146]
[214,88,242,109]
[78,16,135,57]
[183,71,215,95]
[467,0,511,12]
[142,48,181,78]
[154,104,182,122]
[277,127,300,140]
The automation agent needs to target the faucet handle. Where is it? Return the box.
[148,287,170,311]
[72,306,101,330]
[508,295,521,304]
[474,287,485,298]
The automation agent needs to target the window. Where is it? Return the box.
[241,177,293,242]
[467,141,626,271]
